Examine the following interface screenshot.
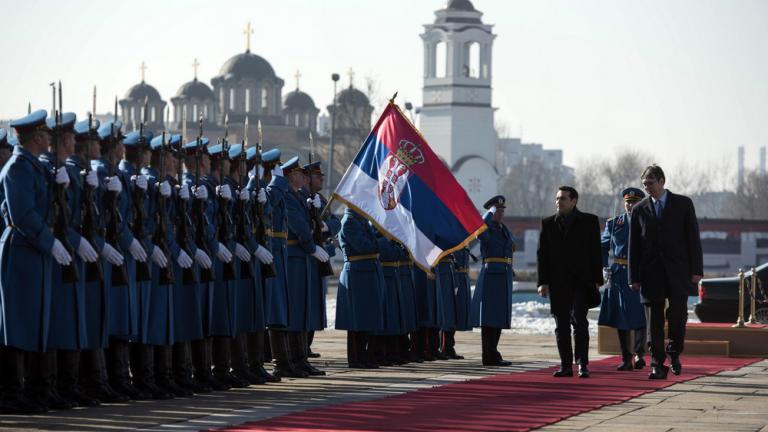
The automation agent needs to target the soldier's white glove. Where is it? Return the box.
[55,167,70,187]
[106,176,122,193]
[51,239,72,266]
[253,245,273,265]
[177,249,194,269]
[194,249,212,269]
[603,267,611,284]
[257,188,267,204]
[101,243,124,266]
[216,242,233,263]
[193,185,208,200]
[84,169,99,188]
[151,245,168,268]
[77,238,99,263]
[177,184,190,200]
[238,188,249,201]
[271,165,283,178]
[158,180,171,198]
[216,184,232,200]
[489,206,497,214]
[312,194,322,209]
[234,242,251,262]
[312,246,330,263]
[248,166,257,179]
[321,221,329,232]
[132,174,148,190]
[129,238,148,262]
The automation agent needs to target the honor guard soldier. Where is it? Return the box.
[441,248,473,359]
[435,253,458,360]
[337,208,385,368]
[282,157,328,376]
[471,195,514,367]
[374,233,410,365]
[0,110,67,413]
[599,187,647,371]
[244,145,279,383]
[396,245,419,362]
[413,265,439,361]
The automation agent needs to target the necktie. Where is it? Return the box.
[655,200,663,218]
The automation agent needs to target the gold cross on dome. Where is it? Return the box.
[140,61,147,82]
[192,58,200,79]
[294,70,302,90]
[347,67,355,87]
[243,22,254,52]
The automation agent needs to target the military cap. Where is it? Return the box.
[10,109,49,135]
[97,121,125,142]
[0,129,7,148]
[123,130,153,149]
[149,134,181,152]
[621,187,645,202]
[261,148,281,165]
[206,142,228,162]
[483,195,506,210]
[45,112,77,132]
[281,155,302,175]
[245,146,259,162]
[182,137,210,155]
[303,161,323,175]
[228,143,244,160]
[74,119,101,141]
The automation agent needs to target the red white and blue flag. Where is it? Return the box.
[332,102,487,271]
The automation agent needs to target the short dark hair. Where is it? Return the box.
[641,164,665,182]
[558,185,579,200]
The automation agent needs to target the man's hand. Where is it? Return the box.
[537,284,549,298]
[691,275,703,284]
[630,283,641,292]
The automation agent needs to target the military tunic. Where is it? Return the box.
[284,187,315,332]
[435,255,458,331]
[471,211,515,329]
[265,175,290,328]
[375,235,406,335]
[452,249,473,331]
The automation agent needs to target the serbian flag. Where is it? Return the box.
[332,101,487,271]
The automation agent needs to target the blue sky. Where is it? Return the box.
[1,0,766,168]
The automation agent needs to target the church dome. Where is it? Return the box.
[175,78,214,100]
[284,90,316,110]
[125,81,162,101]
[337,86,370,106]
[216,50,277,81]
[446,0,475,11]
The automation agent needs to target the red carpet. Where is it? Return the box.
[217,356,758,432]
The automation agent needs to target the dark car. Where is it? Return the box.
[695,263,768,323]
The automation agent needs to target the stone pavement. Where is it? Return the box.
[1,330,766,432]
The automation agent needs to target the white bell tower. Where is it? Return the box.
[420,0,498,209]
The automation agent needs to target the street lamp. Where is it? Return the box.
[326,72,340,194]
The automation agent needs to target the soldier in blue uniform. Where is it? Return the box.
[397,248,419,362]
[412,266,438,361]
[598,187,647,370]
[374,233,408,365]
[471,195,514,366]
[435,254,458,360]
[441,248,474,359]
[0,110,70,413]
[337,208,385,368]
[282,156,328,376]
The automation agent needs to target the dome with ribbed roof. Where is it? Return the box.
[215,50,277,82]
[447,0,475,11]
[125,81,162,101]
[284,90,316,110]
[175,78,215,100]
[337,86,370,106]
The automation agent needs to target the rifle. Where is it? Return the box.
[80,109,104,283]
[233,124,252,279]
[51,81,79,283]
[306,133,334,277]
[192,114,215,282]
[104,100,129,286]
[217,116,236,280]
[152,131,174,285]
[252,120,276,278]
[174,133,197,284]
[133,97,151,282]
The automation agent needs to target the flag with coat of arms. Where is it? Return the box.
[332,100,487,271]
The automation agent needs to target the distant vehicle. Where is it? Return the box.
[695,263,768,323]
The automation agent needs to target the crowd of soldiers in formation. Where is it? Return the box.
[0,107,516,414]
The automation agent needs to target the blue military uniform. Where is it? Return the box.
[598,187,647,370]
[337,208,385,367]
[373,234,410,364]
[471,195,514,366]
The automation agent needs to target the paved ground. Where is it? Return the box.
[1,330,767,432]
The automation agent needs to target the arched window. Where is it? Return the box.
[294,113,300,127]
[435,41,447,78]
[261,87,269,113]
[465,42,480,78]
[229,88,235,111]
[193,104,198,122]
[245,88,251,113]
[130,106,135,124]
[150,106,156,122]
[304,112,310,127]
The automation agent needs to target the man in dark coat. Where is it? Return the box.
[629,165,703,380]
[537,186,603,378]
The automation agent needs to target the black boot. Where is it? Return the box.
[441,330,463,359]
[193,338,229,391]
[131,343,174,399]
[172,341,209,393]
[232,333,266,385]
[307,331,320,358]
[156,345,193,397]
[0,346,47,413]
[248,331,280,382]
[79,348,130,403]
[57,350,100,407]
[272,330,308,378]
[26,350,78,410]
[616,330,634,371]
[297,332,325,376]
[212,336,250,388]
[408,331,424,363]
